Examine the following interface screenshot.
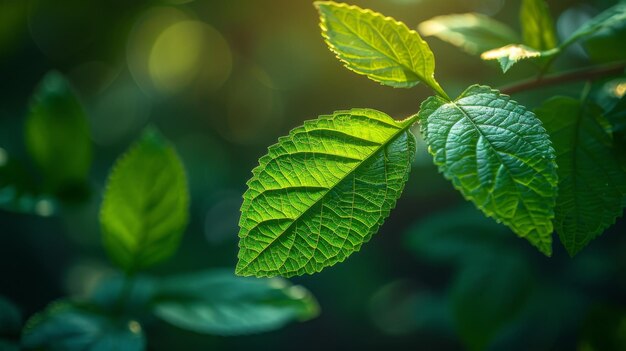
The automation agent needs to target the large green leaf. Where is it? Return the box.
[152,269,319,335]
[21,301,145,351]
[237,108,416,277]
[562,2,626,47]
[535,97,626,256]
[418,85,558,255]
[315,1,449,99]
[418,13,519,55]
[25,71,92,193]
[100,128,189,272]
[520,0,558,51]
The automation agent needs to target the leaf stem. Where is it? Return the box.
[500,62,626,95]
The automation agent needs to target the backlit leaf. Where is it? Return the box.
[315,1,449,99]
[562,2,626,47]
[520,0,558,51]
[535,96,626,256]
[480,44,543,73]
[153,269,319,335]
[418,13,519,55]
[237,108,416,277]
[418,85,558,255]
[100,128,189,272]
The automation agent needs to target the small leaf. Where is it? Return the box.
[100,128,189,272]
[418,85,558,255]
[520,0,558,51]
[418,13,520,55]
[152,269,319,335]
[451,254,533,351]
[315,1,449,99]
[480,44,543,73]
[22,301,145,351]
[535,96,626,256]
[562,2,626,47]
[237,108,416,277]
[25,71,92,193]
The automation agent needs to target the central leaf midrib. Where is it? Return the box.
[239,119,413,272]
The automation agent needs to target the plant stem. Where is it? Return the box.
[500,62,626,95]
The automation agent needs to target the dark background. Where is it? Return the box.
[1,0,625,350]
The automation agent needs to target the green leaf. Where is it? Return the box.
[480,44,544,73]
[22,301,145,351]
[404,205,510,265]
[535,96,626,256]
[25,71,92,193]
[520,0,558,51]
[562,2,626,47]
[237,108,416,277]
[100,128,189,272]
[418,13,520,55]
[315,1,449,99]
[418,85,558,256]
[152,269,319,335]
[451,254,533,351]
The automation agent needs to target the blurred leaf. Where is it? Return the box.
[418,13,519,55]
[451,254,533,351]
[90,275,156,315]
[606,95,626,134]
[562,2,626,47]
[22,301,145,351]
[25,71,92,194]
[584,19,626,62]
[0,156,58,216]
[100,128,189,272]
[0,295,21,350]
[418,85,558,256]
[404,205,509,265]
[578,305,626,351]
[236,109,415,277]
[520,0,558,51]
[480,44,544,73]
[152,269,319,335]
[315,1,449,98]
[535,96,626,256]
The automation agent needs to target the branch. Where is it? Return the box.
[500,62,626,95]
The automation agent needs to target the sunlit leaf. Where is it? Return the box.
[418,85,558,255]
[480,44,543,73]
[100,128,189,272]
[562,2,626,47]
[451,254,533,351]
[22,301,145,351]
[520,0,558,51]
[315,1,449,98]
[25,71,92,193]
[418,13,519,55]
[535,96,626,256]
[237,108,416,277]
[152,269,319,335]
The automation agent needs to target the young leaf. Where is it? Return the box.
[315,1,449,99]
[418,85,558,255]
[25,71,92,193]
[100,128,189,272]
[237,108,416,277]
[480,44,543,73]
[520,0,558,51]
[418,13,520,55]
[562,2,626,47]
[21,301,145,351]
[152,269,319,335]
[535,97,626,256]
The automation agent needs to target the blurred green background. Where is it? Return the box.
[1,0,625,350]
